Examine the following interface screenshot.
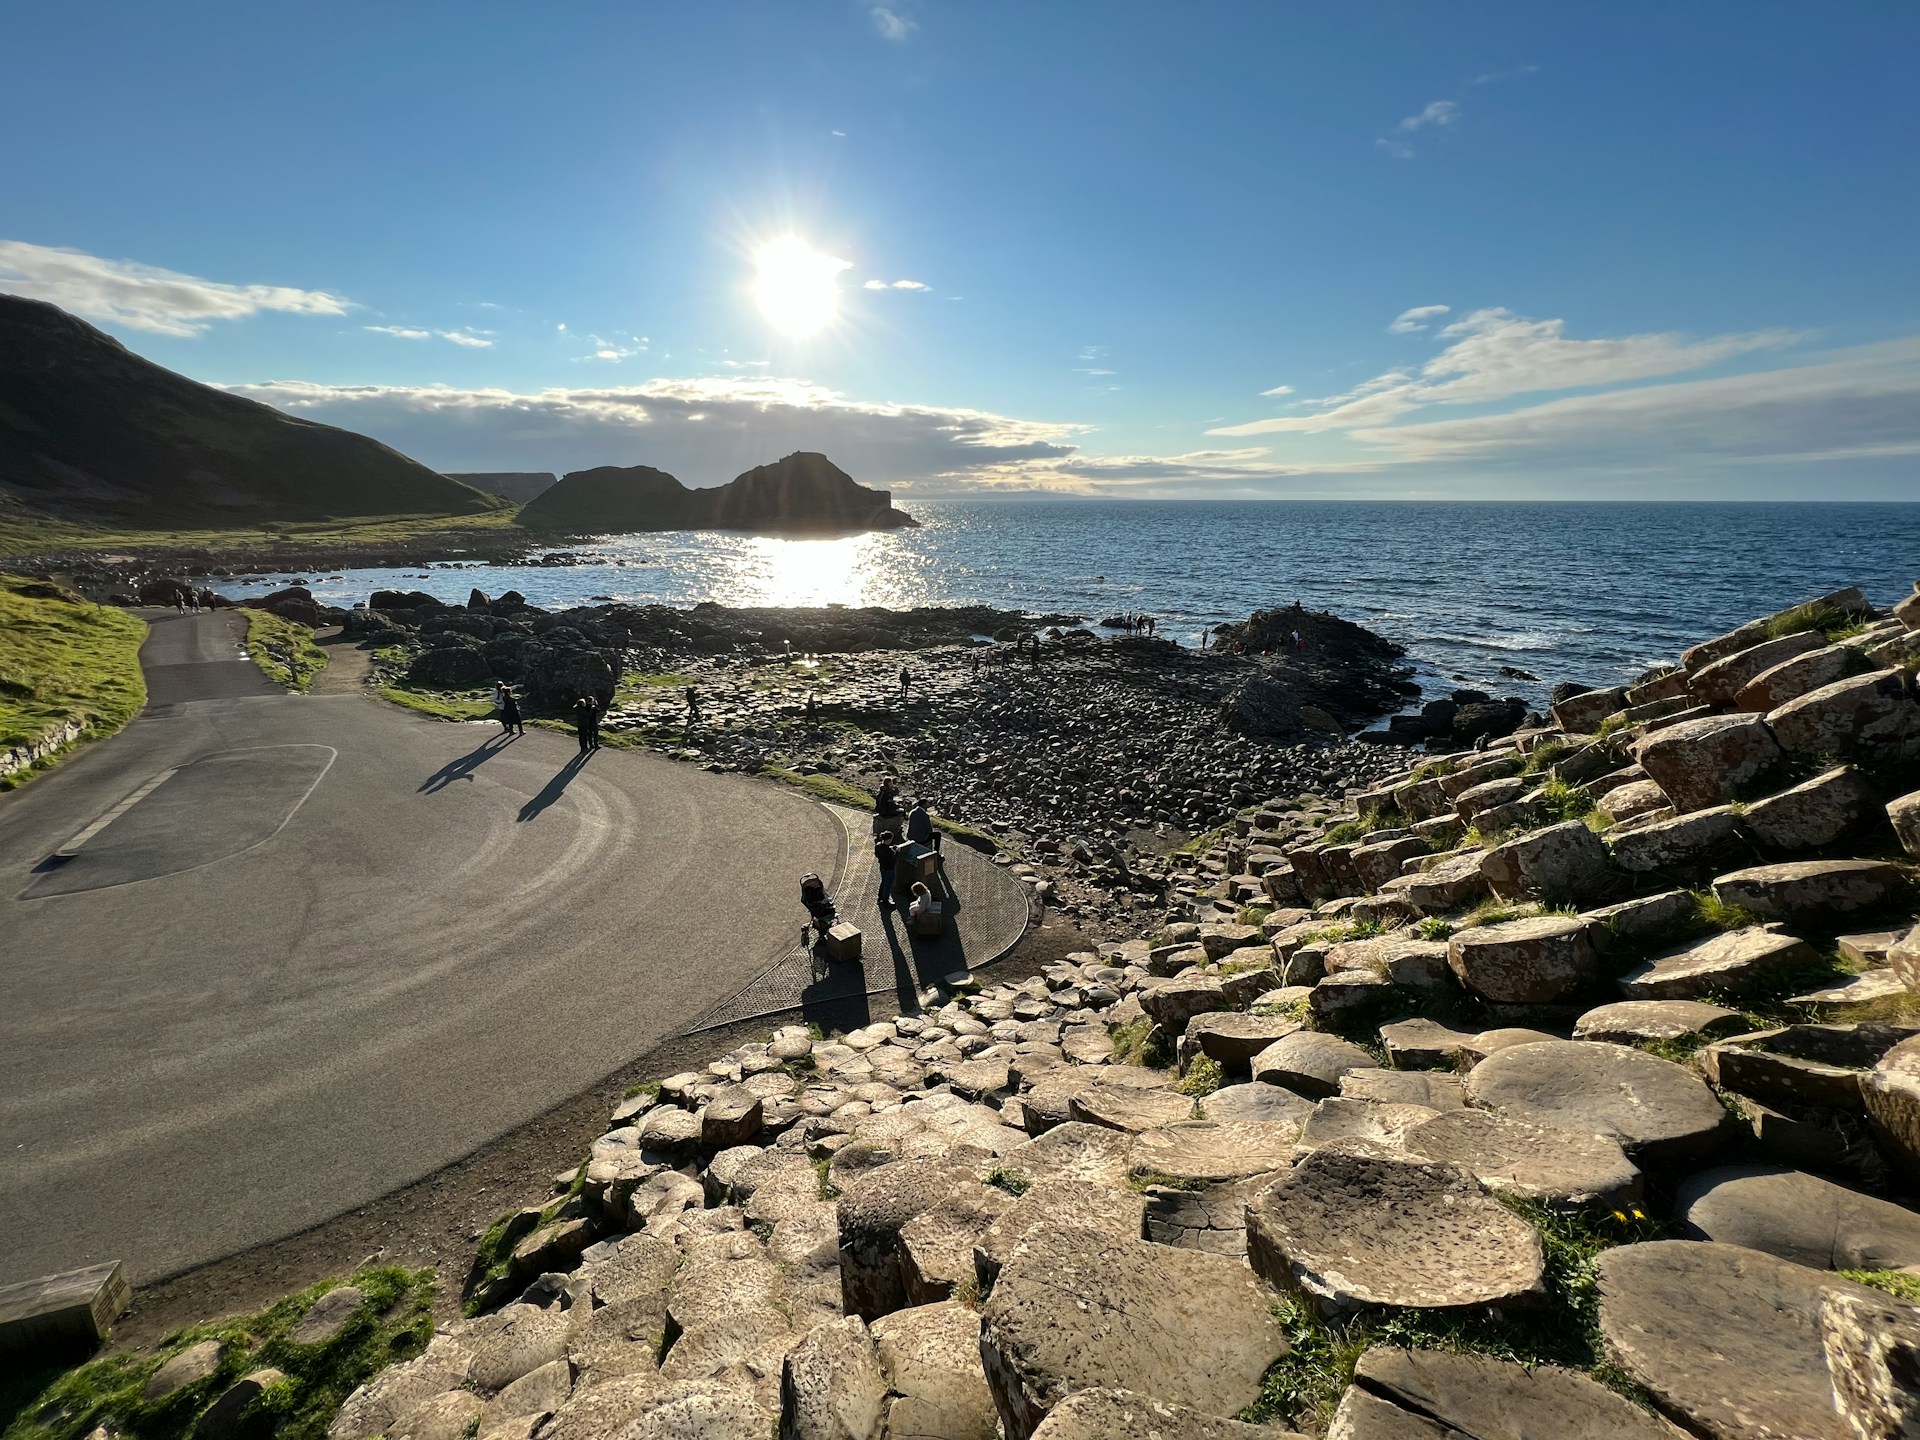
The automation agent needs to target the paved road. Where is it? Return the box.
[0,613,840,1286]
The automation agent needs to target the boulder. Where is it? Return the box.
[1401,1109,1641,1211]
[1619,927,1818,1000]
[978,1226,1290,1439]
[1182,1013,1301,1073]
[835,1160,971,1321]
[1711,859,1908,924]
[627,1383,773,1440]
[1820,1289,1920,1440]
[1446,916,1599,1004]
[1866,1036,1920,1182]
[1382,849,1490,913]
[1479,821,1613,903]
[1892,788,1920,859]
[408,644,492,689]
[468,1304,572,1392]
[145,1339,224,1401]
[778,1315,887,1440]
[289,1285,366,1347]
[1138,974,1233,1034]
[1573,999,1747,1046]
[1245,1148,1547,1319]
[1029,1390,1299,1440]
[1632,714,1783,813]
[1552,686,1629,732]
[1741,766,1881,852]
[1606,806,1743,878]
[1328,1345,1685,1440]
[534,1373,667,1440]
[898,1180,1015,1305]
[1466,1041,1729,1165]
[1597,779,1671,824]
[384,1390,484,1440]
[1767,668,1920,756]
[1583,888,1697,943]
[702,1088,765,1148]
[1690,631,1830,707]
[1377,1016,1479,1070]
[1251,1031,1379,1098]
[869,1302,999,1440]
[1675,1163,1920,1270]
[1596,1240,1887,1440]
[330,1340,476,1440]
[1736,643,1862,713]
[1131,1120,1303,1182]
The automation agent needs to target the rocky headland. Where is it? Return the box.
[516,452,917,534]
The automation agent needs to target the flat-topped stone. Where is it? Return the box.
[1466,1040,1730,1165]
[1181,1012,1302,1072]
[1400,1108,1640,1211]
[974,1178,1146,1285]
[997,1122,1133,1190]
[1620,927,1817,1000]
[1246,1147,1546,1319]
[1251,1031,1379,1098]
[979,1226,1290,1439]
[1675,1163,1920,1271]
[869,1301,1001,1440]
[1632,713,1784,813]
[1028,1388,1301,1440]
[1479,821,1612,904]
[1766,668,1919,756]
[1200,1083,1317,1128]
[1377,1016,1479,1069]
[1711,859,1909,924]
[836,1159,973,1320]
[1330,1345,1686,1440]
[1294,1098,1436,1157]
[1596,1240,1886,1440]
[1131,1120,1303,1182]
[1447,916,1599,1004]
[1337,1069,1467,1110]
[1068,1083,1194,1134]
[0,1261,130,1356]
[1574,999,1747,1045]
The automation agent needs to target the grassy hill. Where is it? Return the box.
[0,573,147,787]
[0,295,508,531]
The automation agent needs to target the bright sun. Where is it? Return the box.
[752,236,850,337]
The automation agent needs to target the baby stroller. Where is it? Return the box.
[800,873,837,945]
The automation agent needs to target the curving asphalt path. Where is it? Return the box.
[0,612,840,1287]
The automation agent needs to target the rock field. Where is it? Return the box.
[259,580,1920,1436]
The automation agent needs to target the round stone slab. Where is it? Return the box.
[1465,1040,1730,1165]
[1201,1083,1317,1128]
[1446,915,1599,1004]
[1574,1000,1747,1046]
[1597,1240,1886,1440]
[1245,1147,1547,1319]
[1251,1031,1379,1098]
[1068,1083,1196,1134]
[1330,1345,1686,1440]
[1400,1109,1641,1211]
[1294,1098,1437,1157]
[1674,1163,1920,1271]
[1129,1121,1302,1182]
[979,1226,1291,1438]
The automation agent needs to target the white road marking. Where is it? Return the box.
[55,769,178,858]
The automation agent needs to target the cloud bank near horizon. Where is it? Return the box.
[0,239,349,336]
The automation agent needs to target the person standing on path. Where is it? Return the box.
[500,684,525,737]
[906,797,939,854]
[572,696,597,754]
[874,831,899,909]
[492,680,509,727]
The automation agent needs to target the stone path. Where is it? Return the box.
[692,805,1031,1030]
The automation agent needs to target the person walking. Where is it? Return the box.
[899,664,911,702]
[572,695,597,754]
[874,830,899,909]
[906,797,939,853]
[500,684,525,736]
[684,685,701,727]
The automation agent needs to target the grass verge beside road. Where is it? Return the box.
[0,505,523,563]
[240,610,328,692]
[0,574,148,790]
[0,1266,432,1440]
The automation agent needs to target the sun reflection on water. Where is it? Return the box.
[683,531,930,609]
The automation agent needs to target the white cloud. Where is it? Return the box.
[1259,383,1294,397]
[1396,99,1459,133]
[366,325,431,340]
[871,6,913,40]
[831,129,847,138]
[863,278,930,291]
[1388,304,1449,335]
[580,333,647,363]
[1075,367,1117,376]
[1209,308,1795,436]
[0,238,349,337]
[368,323,492,348]
[440,329,492,348]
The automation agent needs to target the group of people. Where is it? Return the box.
[1115,613,1157,636]
[872,776,942,917]
[491,682,527,737]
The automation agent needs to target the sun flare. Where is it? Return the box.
[751,236,851,337]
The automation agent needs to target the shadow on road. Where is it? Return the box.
[419,734,517,794]
[517,750,592,822]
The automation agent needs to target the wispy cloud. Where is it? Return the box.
[1075,367,1117,376]
[367,323,493,348]
[862,278,930,291]
[1259,383,1294,397]
[1388,304,1450,335]
[440,329,492,348]
[366,325,431,341]
[0,239,348,337]
[870,6,913,41]
[579,332,648,363]
[1209,307,1797,436]
[1396,100,1459,133]
[1473,63,1542,85]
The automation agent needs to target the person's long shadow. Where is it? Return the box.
[876,908,921,1016]
[419,732,517,794]
[517,749,592,822]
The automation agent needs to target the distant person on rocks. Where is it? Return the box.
[804,690,817,721]
[906,797,939,853]
[573,696,597,754]
[1028,636,1042,669]
[899,664,911,701]
[874,831,899,908]
[499,684,525,737]
[1200,626,1210,649]
[684,685,701,726]
[876,777,902,818]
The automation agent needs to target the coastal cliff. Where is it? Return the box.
[516,451,917,534]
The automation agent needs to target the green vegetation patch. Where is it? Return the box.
[1,1266,433,1440]
[240,609,327,692]
[1108,1016,1172,1069]
[1842,1268,1920,1304]
[759,765,879,811]
[1322,809,1407,846]
[984,1166,1032,1197]
[1176,1055,1226,1098]
[1766,597,1859,641]
[0,574,147,787]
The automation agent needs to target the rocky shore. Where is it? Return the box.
[268,576,1920,1440]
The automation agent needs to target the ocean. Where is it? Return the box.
[221,501,1920,708]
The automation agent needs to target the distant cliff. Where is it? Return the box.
[450,472,557,505]
[0,295,504,528]
[516,452,917,534]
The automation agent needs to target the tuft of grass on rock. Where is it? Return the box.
[1177,1056,1226,1098]
[1530,777,1594,826]
[1767,598,1857,641]
[240,608,327,691]
[1,1266,433,1440]
[1125,1169,1207,1194]
[984,1166,1031,1197]
[1109,1016,1173,1069]
[1841,1269,1920,1304]
[1415,916,1456,941]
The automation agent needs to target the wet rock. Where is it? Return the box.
[1400,1108,1641,1211]
[1245,1147,1547,1319]
[1632,714,1783,813]
[1252,1031,1380,1097]
[978,1225,1290,1439]
[1620,927,1818,1000]
[1447,915,1599,1004]
[1596,1240,1886,1440]
[1466,1040,1730,1165]
[1329,1345,1685,1440]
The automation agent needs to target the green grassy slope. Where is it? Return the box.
[0,573,147,786]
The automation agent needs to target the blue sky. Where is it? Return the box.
[3,1,1917,499]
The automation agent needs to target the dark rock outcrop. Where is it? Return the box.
[449,473,558,505]
[0,295,502,528]
[517,452,916,535]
